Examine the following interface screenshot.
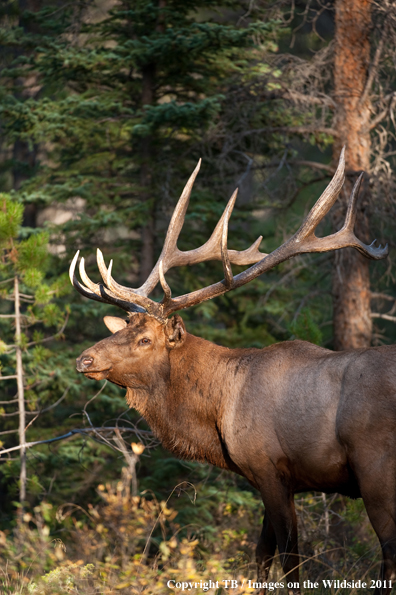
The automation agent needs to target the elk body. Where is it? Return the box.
[70,150,392,595]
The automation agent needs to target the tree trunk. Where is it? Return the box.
[332,0,373,350]
[14,276,26,508]
[139,62,156,285]
[13,139,37,227]
[138,0,166,285]
[12,0,43,228]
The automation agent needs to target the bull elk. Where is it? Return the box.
[70,149,392,594]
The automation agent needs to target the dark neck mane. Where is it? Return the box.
[126,333,248,472]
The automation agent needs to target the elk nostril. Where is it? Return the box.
[82,357,93,367]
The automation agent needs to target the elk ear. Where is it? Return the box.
[165,315,186,348]
[103,316,128,334]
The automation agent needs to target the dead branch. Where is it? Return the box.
[0,426,154,457]
[371,313,396,323]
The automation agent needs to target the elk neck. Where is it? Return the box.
[126,331,248,472]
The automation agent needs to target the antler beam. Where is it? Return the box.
[70,148,388,320]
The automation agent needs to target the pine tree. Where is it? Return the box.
[0,192,69,508]
[0,0,294,346]
[0,0,293,513]
[0,0,276,274]
[245,1,396,349]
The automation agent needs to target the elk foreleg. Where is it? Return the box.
[362,495,396,594]
[351,449,396,595]
[255,510,277,595]
[259,483,301,595]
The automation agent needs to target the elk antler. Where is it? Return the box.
[70,148,388,320]
[70,159,266,319]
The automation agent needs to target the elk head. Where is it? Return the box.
[75,313,186,388]
[70,148,387,381]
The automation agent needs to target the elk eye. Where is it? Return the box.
[139,338,151,346]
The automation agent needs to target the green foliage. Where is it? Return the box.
[0,192,72,517]
[23,267,44,288]
[0,3,387,588]
[289,308,323,345]
[0,193,23,242]
[0,1,299,528]
[0,194,49,288]
[17,232,49,275]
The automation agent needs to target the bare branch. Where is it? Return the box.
[1,388,69,417]
[24,413,40,434]
[25,311,69,347]
[282,89,336,109]
[0,427,154,457]
[0,278,15,286]
[25,387,69,416]
[371,292,396,302]
[83,408,118,452]
[360,29,385,107]
[257,86,336,108]
[293,161,334,173]
[371,313,396,323]
[368,93,396,131]
[242,126,339,138]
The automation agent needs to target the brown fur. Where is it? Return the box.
[76,313,396,595]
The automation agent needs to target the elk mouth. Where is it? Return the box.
[81,368,111,380]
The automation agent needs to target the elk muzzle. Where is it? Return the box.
[76,353,111,379]
[76,355,93,371]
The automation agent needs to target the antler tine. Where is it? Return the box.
[296,146,346,242]
[96,249,160,314]
[139,159,202,296]
[229,234,264,264]
[221,191,236,289]
[159,260,172,305]
[69,250,79,284]
[79,256,102,297]
[291,167,388,260]
[161,149,388,317]
[140,166,267,296]
[96,248,149,303]
[163,159,202,253]
[70,251,102,301]
[71,150,388,320]
[96,248,109,284]
[106,259,114,288]
[290,150,387,260]
[89,160,203,303]
[342,172,363,232]
[193,188,267,267]
[70,251,92,298]
[333,172,388,260]
[69,251,132,312]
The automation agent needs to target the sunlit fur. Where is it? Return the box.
[76,313,396,595]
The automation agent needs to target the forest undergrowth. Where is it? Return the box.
[0,462,383,595]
